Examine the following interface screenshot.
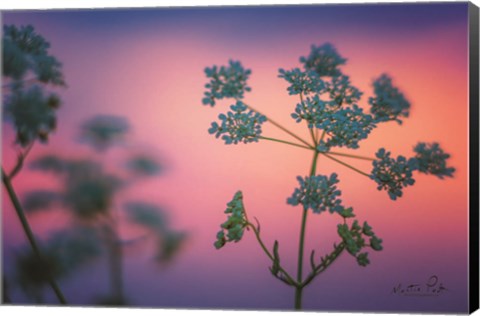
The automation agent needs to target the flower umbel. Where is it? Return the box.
[291,95,329,128]
[208,101,267,144]
[369,74,410,124]
[3,24,65,85]
[325,75,362,106]
[412,142,455,178]
[287,173,343,214]
[337,215,383,267]
[318,104,376,150]
[278,68,325,96]
[202,60,251,106]
[4,85,60,147]
[214,191,247,249]
[300,43,347,77]
[370,148,416,200]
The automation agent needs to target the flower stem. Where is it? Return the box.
[9,142,34,180]
[103,218,125,304]
[309,128,316,146]
[295,149,320,310]
[300,93,317,146]
[2,168,67,304]
[301,243,345,287]
[328,151,375,161]
[246,223,297,286]
[259,136,314,150]
[243,102,313,148]
[322,153,371,178]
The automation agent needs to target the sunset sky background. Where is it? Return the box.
[2,3,470,312]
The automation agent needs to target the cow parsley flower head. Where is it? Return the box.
[292,96,375,149]
[370,148,417,200]
[214,191,247,249]
[287,173,343,214]
[318,104,376,149]
[3,85,60,147]
[202,60,251,106]
[300,43,347,77]
[369,74,410,124]
[291,95,329,128]
[208,101,266,145]
[337,220,382,267]
[3,24,65,85]
[325,75,363,106]
[278,68,326,95]
[412,142,455,178]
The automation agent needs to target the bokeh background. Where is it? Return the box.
[2,3,470,312]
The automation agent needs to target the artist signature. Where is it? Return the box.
[392,275,447,297]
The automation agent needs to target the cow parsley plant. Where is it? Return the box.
[201,43,455,310]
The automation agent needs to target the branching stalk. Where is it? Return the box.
[322,153,371,178]
[302,243,345,287]
[2,168,67,304]
[294,149,320,309]
[9,142,34,179]
[328,151,375,161]
[242,102,312,148]
[245,223,297,286]
[259,136,314,150]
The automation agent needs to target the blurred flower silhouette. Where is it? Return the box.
[3,24,65,148]
[78,115,130,151]
[20,115,187,304]
[14,226,101,303]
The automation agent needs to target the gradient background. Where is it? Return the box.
[1,3,470,313]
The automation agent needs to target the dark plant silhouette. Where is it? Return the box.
[2,24,186,306]
[21,115,186,305]
[202,43,455,309]
[2,24,67,304]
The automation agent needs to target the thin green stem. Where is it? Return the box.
[299,93,317,146]
[9,142,34,179]
[295,150,320,310]
[242,102,312,148]
[295,208,308,310]
[322,153,371,178]
[246,223,297,286]
[2,168,67,304]
[309,150,320,176]
[309,128,316,146]
[259,136,314,150]
[319,130,327,143]
[301,243,345,287]
[328,151,375,161]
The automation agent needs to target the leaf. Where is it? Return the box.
[155,231,187,263]
[310,250,316,270]
[126,153,162,177]
[362,222,374,236]
[339,207,355,218]
[78,115,130,151]
[124,202,167,233]
[270,240,280,276]
[29,155,65,173]
[356,252,370,267]
[370,236,383,251]
[22,190,59,213]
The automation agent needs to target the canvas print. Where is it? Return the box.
[1,2,479,314]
